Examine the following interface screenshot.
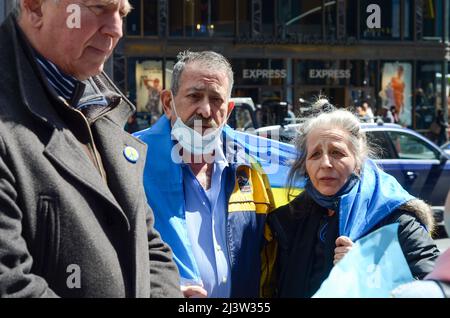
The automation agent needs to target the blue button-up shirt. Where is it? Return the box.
[182,144,231,298]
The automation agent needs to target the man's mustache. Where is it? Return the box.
[185,115,218,129]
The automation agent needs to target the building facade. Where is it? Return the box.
[119,0,450,133]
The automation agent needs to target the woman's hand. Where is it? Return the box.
[181,285,208,298]
[334,236,354,265]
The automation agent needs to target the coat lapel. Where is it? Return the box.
[10,16,131,229]
[92,115,148,224]
[43,128,130,229]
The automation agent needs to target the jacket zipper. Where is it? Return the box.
[72,107,107,182]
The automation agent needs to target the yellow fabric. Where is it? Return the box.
[272,188,302,208]
[225,160,278,297]
[228,164,273,214]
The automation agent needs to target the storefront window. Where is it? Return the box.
[422,0,444,41]
[349,60,378,107]
[379,62,413,127]
[350,60,377,87]
[143,0,158,36]
[277,0,323,41]
[232,59,287,86]
[296,60,349,86]
[126,0,141,36]
[127,58,164,121]
[360,0,401,40]
[169,0,234,37]
[415,62,442,130]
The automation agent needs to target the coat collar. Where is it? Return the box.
[5,15,144,230]
[8,15,135,129]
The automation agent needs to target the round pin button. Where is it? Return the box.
[123,146,139,163]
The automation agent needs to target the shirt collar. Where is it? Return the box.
[214,136,228,166]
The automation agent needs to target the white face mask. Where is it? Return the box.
[170,92,226,155]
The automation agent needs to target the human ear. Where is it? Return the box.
[22,0,44,28]
[161,90,173,120]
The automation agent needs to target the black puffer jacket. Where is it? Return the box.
[268,191,440,298]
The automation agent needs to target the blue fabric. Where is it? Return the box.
[305,173,359,211]
[338,160,415,241]
[182,152,231,297]
[134,117,201,282]
[313,223,414,298]
[223,126,303,189]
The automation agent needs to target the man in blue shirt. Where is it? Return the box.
[135,51,276,297]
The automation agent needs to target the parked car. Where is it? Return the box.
[242,122,450,237]
[442,141,450,156]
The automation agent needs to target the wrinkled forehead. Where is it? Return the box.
[183,63,230,91]
[306,127,351,148]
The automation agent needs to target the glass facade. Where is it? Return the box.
[277,0,323,41]
[346,0,358,39]
[143,0,158,36]
[231,58,286,106]
[422,0,444,41]
[237,0,251,36]
[169,0,234,37]
[415,62,443,130]
[403,0,414,40]
[125,0,449,42]
[122,0,449,132]
[360,0,401,40]
[126,0,141,36]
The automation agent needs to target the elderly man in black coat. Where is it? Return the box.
[0,0,181,298]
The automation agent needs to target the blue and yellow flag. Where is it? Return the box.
[223,127,304,207]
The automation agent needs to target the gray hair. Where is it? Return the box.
[287,99,375,196]
[12,0,60,18]
[170,50,234,99]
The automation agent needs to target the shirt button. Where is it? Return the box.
[222,277,227,284]
[202,201,206,206]
[216,245,222,252]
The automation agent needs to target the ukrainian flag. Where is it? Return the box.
[224,127,304,207]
